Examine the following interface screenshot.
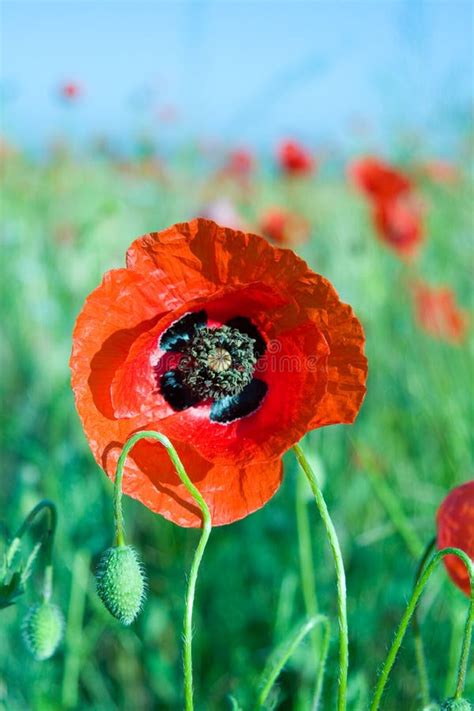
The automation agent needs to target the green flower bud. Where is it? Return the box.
[22,601,63,660]
[441,699,472,711]
[96,545,146,625]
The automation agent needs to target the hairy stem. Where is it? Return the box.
[9,499,58,600]
[454,569,474,698]
[113,430,212,711]
[370,547,474,710]
[412,537,437,706]
[293,444,348,711]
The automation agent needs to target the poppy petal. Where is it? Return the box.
[102,427,284,527]
[307,299,367,428]
[437,481,474,596]
[70,268,171,420]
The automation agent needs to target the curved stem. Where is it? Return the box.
[255,614,330,710]
[12,500,57,542]
[8,499,57,600]
[293,444,348,711]
[113,430,212,711]
[370,547,474,710]
[412,537,437,706]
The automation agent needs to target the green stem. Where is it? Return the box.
[295,466,321,695]
[293,444,348,711]
[412,537,437,706]
[413,632,430,707]
[12,500,57,541]
[255,614,330,710]
[311,617,331,711]
[20,541,42,587]
[454,570,473,699]
[113,430,212,711]
[8,499,58,600]
[445,609,465,698]
[370,547,474,710]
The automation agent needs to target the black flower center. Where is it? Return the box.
[179,324,257,400]
[157,310,268,423]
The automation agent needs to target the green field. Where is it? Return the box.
[1,146,473,710]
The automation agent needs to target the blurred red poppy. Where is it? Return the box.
[349,157,412,202]
[224,148,254,178]
[372,196,424,260]
[413,282,469,344]
[59,82,82,101]
[259,207,310,246]
[277,140,314,176]
[437,481,474,596]
[71,219,367,527]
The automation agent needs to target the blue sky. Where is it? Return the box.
[1,1,472,153]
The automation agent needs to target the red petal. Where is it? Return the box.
[437,481,474,596]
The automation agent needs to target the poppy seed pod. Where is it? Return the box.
[22,601,63,660]
[96,545,146,625]
[440,699,472,710]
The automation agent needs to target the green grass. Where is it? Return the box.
[0,147,473,710]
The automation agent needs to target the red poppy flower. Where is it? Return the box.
[412,282,469,344]
[348,157,412,202]
[259,207,310,246]
[437,481,474,596]
[277,140,314,176]
[70,219,367,527]
[372,196,424,260]
[59,82,82,101]
[224,149,254,178]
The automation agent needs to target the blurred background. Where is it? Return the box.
[1,1,473,710]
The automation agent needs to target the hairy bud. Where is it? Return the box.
[22,601,63,660]
[441,699,472,711]
[96,545,146,625]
